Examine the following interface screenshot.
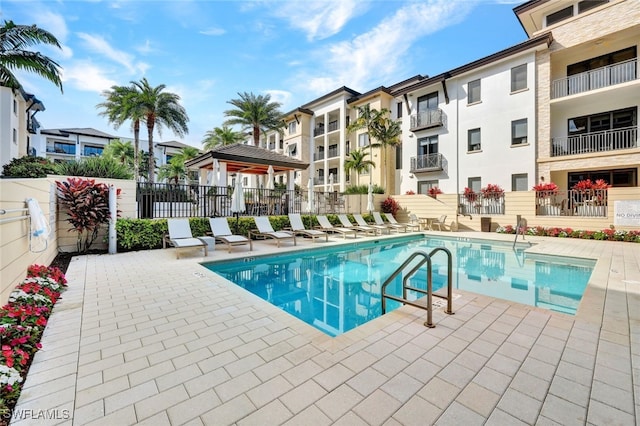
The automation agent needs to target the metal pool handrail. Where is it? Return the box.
[381,247,454,328]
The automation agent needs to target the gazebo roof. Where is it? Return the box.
[185,143,309,175]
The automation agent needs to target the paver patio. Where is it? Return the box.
[10,232,640,425]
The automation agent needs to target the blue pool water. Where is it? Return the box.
[204,235,595,336]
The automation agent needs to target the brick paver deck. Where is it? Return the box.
[10,232,640,425]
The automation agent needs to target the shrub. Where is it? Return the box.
[481,183,504,199]
[55,156,133,179]
[463,187,477,202]
[496,225,640,243]
[1,156,57,178]
[343,184,385,194]
[428,187,443,198]
[381,197,400,216]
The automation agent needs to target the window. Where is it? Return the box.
[396,102,403,119]
[511,64,527,92]
[358,133,369,147]
[567,46,636,77]
[468,177,481,193]
[468,128,481,151]
[395,145,402,170]
[288,121,296,134]
[512,173,528,191]
[12,128,17,144]
[83,145,104,156]
[568,107,637,135]
[511,119,528,145]
[417,92,438,112]
[467,80,481,104]
[53,142,75,155]
[417,180,439,195]
[546,5,573,26]
[13,100,17,114]
[418,135,438,156]
[578,0,608,13]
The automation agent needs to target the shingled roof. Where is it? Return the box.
[40,127,116,139]
[185,143,309,175]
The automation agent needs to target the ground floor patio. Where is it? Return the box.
[10,232,640,425]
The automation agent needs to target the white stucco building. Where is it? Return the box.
[0,87,45,168]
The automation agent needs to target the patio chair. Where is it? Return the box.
[165,218,208,259]
[431,215,449,231]
[287,214,328,243]
[373,212,406,233]
[337,214,378,236]
[250,216,296,247]
[209,217,252,253]
[385,212,420,232]
[315,215,357,239]
[353,214,390,235]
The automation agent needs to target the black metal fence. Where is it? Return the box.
[136,183,347,219]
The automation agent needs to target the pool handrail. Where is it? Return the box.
[381,247,454,328]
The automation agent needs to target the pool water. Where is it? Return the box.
[204,235,595,337]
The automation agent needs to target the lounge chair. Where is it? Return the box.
[165,218,208,259]
[353,214,390,235]
[209,217,252,253]
[373,212,406,233]
[287,214,328,242]
[315,215,357,239]
[250,216,296,247]
[337,214,378,236]
[385,212,420,232]
[431,215,449,231]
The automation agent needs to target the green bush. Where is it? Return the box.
[343,184,385,194]
[2,156,57,178]
[56,156,133,179]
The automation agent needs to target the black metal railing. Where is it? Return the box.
[551,126,638,156]
[534,189,608,217]
[410,153,443,172]
[410,108,444,131]
[314,126,325,137]
[327,120,339,132]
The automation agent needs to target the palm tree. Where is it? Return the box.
[158,157,187,185]
[370,117,402,191]
[344,149,375,187]
[223,92,284,146]
[132,78,189,183]
[202,125,244,150]
[97,85,144,180]
[103,139,135,167]
[0,20,63,91]
[347,105,387,185]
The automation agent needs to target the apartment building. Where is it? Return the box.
[35,127,116,162]
[515,0,640,189]
[0,86,45,168]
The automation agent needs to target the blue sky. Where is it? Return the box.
[3,0,527,148]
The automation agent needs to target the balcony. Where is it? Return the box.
[327,146,339,158]
[314,151,325,161]
[327,120,339,133]
[551,58,638,99]
[410,109,443,132]
[410,153,443,172]
[551,126,638,157]
[314,126,325,137]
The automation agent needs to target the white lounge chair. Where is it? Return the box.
[287,214,328,243]
[337,214,377,236]
[431,215,449,231]
[165,218,208,259]
[316,215,357,239]
[384,212,419,232]
[250,216,296,247]
[209,217,252,253]
[353,214,389,235]
[373,212,406,233]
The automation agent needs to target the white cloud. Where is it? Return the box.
[297,0,475,95]
[199,27,226,36]
[135,40,157,55]
[61,60,117,93]
[77,32,148,75]
[265,90,292,109]
[271,0,363,41]
[33,10,69,42]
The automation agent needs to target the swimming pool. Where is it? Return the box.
[204,235,595,336]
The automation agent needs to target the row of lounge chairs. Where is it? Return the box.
[165,212,421,258]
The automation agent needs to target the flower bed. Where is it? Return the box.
[496,225,640,242]
[0,265,67,423]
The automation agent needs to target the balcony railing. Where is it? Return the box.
[327,147,339,158]
[458,193,505,215]
[314,151,325,161]
[410,108,444,131]
[314,126,325,137]
[535,189,607,217]
[327,120,339,133]
[551,126,638,157]
[551,58,638,99]
[410,153,443,172]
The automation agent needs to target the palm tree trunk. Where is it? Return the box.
[253,125,260,146]
[147,119,155,183]
[133,120,140,181]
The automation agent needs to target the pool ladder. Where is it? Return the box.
[381,248,454,328]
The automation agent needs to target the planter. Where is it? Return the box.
[481,217,491,232]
